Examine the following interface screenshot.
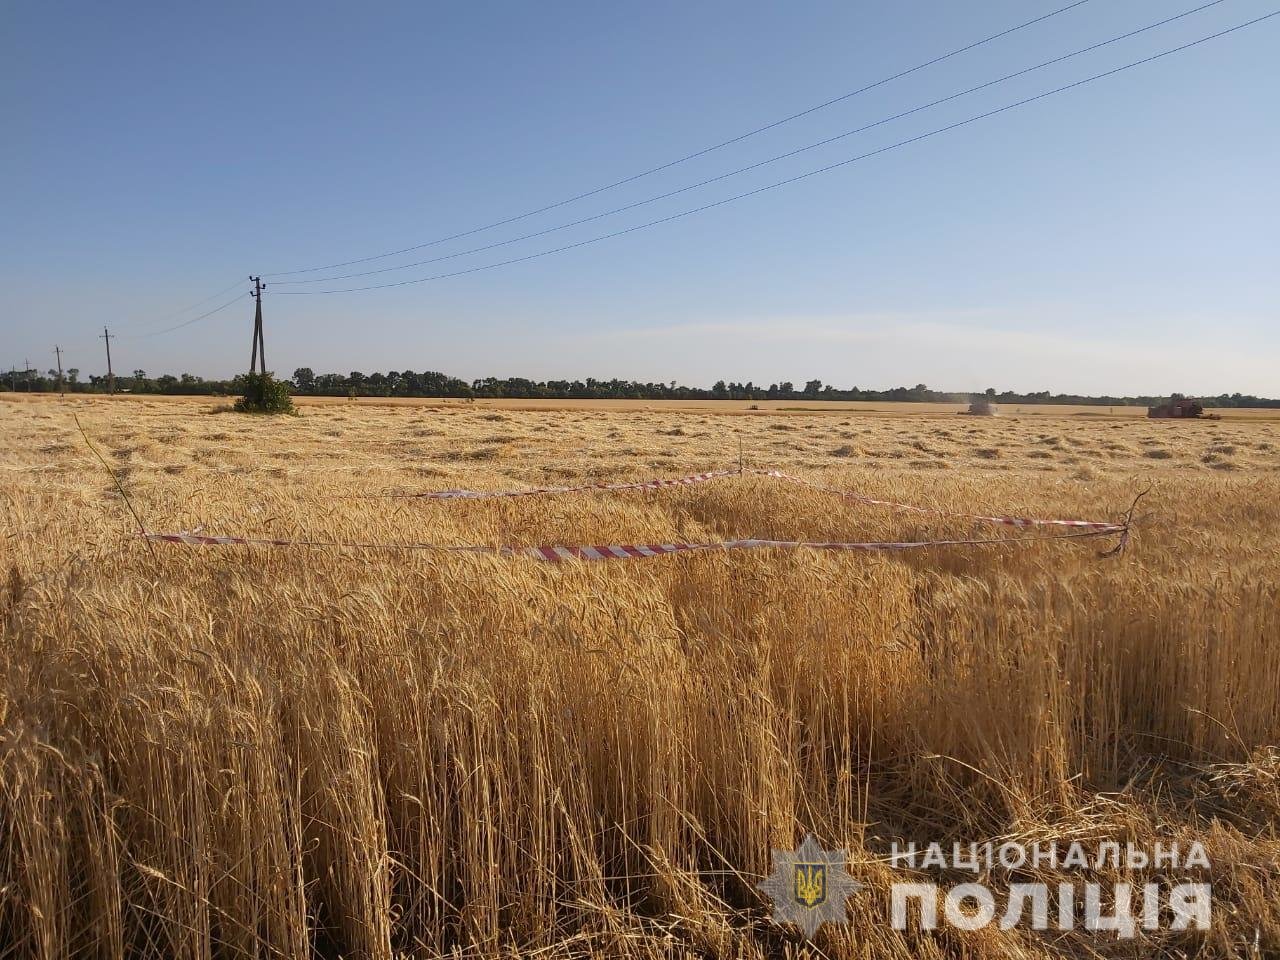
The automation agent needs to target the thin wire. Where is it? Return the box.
[276,10,1280,296]
[115,278,247,333]
[274,0,1227,287]
[123,292,248,338]
[264,0,1092,277]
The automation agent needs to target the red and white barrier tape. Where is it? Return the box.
[139,464,1136,560]
[384,469,739,499]
[373,466,1124,533]
[140,526,1121,561]
[752,469,1125,531]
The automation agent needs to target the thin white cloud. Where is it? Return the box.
[565,313,1276,396]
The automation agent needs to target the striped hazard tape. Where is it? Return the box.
[384,469,739,499]
[752,470,1126,531]
[139,526,1124,561]
[61,419,1140,562]
[371,465,1126,533]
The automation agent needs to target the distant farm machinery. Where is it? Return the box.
[1147,397,1216,419]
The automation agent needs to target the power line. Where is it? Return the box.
[264,0,1092,278]
[273,0,1228,288]
[275,9,1280,297]
[115,277,247,334]
[123,291,248,338]
[159,278,247,318]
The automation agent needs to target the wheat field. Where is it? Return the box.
[2,393,1278,959]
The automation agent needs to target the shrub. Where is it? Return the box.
[234,372,296,415]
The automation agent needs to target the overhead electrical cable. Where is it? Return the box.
[264,0,1092,277]
[273,9,1279,297]
[116,278,247,334]
[122,292,248,338]
[272,0,1229,287]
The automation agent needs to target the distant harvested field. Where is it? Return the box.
[2,393,1278,959]
[6,390,1279,419]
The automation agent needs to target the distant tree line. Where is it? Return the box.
[4,364,1278,408]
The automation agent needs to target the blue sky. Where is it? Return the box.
[2,0,1276,394]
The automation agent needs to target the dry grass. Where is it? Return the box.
[2,394,1278,959]
[8,391,1279,419]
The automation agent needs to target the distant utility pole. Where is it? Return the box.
[248,276,267,375]
[23,359,31,391]
[8,367,14,392]
[100,326,115,394]
[54,345,65,396]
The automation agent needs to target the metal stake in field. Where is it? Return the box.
[248,276,267,375]
[54,344,65,396]
[100,326,115,394]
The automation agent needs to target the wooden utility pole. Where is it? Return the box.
[23,360,31,391]
[54,345,65,396]
[248,276,267,375]
[100,326,115,394]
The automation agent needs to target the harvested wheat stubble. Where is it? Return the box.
[1,394,1278,960]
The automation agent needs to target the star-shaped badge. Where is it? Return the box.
[758,833,864,940]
